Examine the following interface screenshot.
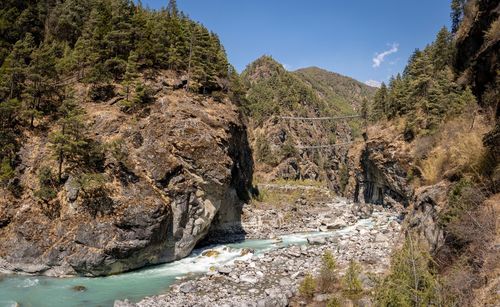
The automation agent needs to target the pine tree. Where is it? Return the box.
[49,96,88,182]
[22,42,60,128]
[451,0,465,33]
[0,33,35,100]
[374,236,441,307]
[342,260,363,297]
[167,0,179,17]
[371,82,388,120]
[431,27,453,71]
[123,51,139,102]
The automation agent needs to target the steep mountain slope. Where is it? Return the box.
[295,66,377,113]
[344,1,499,304]
[0,0,253,276]
[241,56,375,193]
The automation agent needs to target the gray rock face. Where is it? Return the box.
[406,182,448,252]
[0,85,253,277]
[348,139,413,207]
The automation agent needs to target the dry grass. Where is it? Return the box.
[456,0,479,41]
[485,17,500,44]
[418,116,489,185]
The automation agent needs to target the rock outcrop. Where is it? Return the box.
[0,73,253,276]
[345,125,446,252]
[346,133,413,208]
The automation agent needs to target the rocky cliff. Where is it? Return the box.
[345,123,447,251]
[0,72,253,277]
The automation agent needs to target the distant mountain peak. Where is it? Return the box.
[241,55,286,82]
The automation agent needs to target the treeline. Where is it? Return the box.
[370,27,475,135]
[0,0,233,184]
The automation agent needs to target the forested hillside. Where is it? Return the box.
[240,56,375,191]
[0,0,237,185]
[295,66,376,114]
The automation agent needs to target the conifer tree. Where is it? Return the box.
[49,96,88,182]
[167,0,179,17]
[451,0,465,33]
[123,51,139,102]
[374,236,441,306]
[0,33,35,100]
[372,82,388,120]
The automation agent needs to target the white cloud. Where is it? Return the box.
[372,43,399,68]
[365,80,382,88]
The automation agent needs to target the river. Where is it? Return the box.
[0,221,373,307]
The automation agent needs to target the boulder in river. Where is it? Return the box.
[307,237,327,245]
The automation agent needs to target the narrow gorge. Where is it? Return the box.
[0,0,498,307]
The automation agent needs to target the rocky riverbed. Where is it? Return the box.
[116,199,402,307]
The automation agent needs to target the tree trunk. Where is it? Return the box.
[58,152,64,183]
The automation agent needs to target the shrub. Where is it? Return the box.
[133,83,155,105]
[485,18,500,43]
[440,179,484,226]
[89,84,115,102]
[255,135,278,166]
[326,296,341,307]
[342,260,363,297]
[338,164,349,194]
[0,157,15,184]
[374,235,441,307]
[299,273,317,298]
[78,173,113,217]
[34,166,57,203]
[280,140,297,159]
[319,251,338,291]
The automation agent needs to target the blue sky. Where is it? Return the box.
[142,1,451,87]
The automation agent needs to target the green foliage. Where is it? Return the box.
[78,172,106,196]
[49,97,88,181]
[299,273,317,298]
[77,172,113,217]
[374,236,441,307]
[34,166,57,203]
[338,164,349,194]
[319,251,338,291]
[0,0,231,106]
[280,140,297,159]
[342,260,363,297]
[255,135,277,166]
[0,98,21,182]
[294,66,376,116]
[133,83,155,105]
[326,297,341,307]
[371,27,473,134]
[0,156,15,184]
[440,178,487,248]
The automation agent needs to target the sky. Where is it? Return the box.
[142,0,452,87]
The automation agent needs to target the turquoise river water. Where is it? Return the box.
[0,220,373,307]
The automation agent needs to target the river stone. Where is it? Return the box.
[179,281,196,293]
[327,218,347,229]
[307,237,326,245]
[217,266,232,275]
[240,274,258,284]
[71,285,87,292]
